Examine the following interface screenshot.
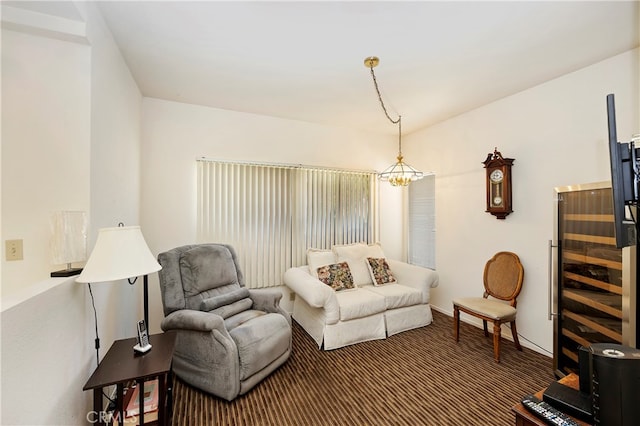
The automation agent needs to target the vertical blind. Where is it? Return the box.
[197,159,378,288]
[408,174,436,269]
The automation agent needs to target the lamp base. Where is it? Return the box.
[133,343,152,354]
[51,267,83,277]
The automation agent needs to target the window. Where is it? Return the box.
[408,174,435,269]
[197,159,378,288]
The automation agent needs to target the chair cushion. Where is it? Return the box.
[365,284,423,310]
[200,287,251,311]
[453,297,517,320]
[229,312,291,381]
[211,298,254,319]
[335,289,386,321]
[224,309,267,331]
[180,245,240,296]
[307,248,336,278]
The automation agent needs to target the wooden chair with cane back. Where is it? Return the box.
[452,251,524,363]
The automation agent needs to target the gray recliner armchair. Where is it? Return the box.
[157,243,292,401]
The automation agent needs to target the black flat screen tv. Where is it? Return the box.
[606,93,637,248]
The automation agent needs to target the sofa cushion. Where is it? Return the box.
[307,248,336,278]
[335,289,386,321]
[333,243,385,286]
[316,262,356,291]
[365,284,423,310]
[366,257,397,286]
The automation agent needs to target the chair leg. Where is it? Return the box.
[493,321,501,363]
[483,320,489,337]
[453,305,460,342]
[511,320,522,351]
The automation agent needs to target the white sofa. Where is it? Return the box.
[283,243,439,350]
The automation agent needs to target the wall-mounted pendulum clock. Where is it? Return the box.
[482,148,514,219]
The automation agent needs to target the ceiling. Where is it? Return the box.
[20,1,640,136]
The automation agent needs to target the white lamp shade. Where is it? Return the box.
[76,226,161,283]
[50,211,87,265]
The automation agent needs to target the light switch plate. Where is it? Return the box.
[6,239,23,261]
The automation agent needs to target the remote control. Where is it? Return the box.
[521,394,579,426]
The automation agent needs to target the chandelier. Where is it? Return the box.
[365,56,424,187]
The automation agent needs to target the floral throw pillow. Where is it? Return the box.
[366,257,396,286]
[316,262,355,291]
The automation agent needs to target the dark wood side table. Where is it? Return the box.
[511,373,591,426]
[84,332,176,426]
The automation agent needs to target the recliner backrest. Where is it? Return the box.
[158,243,247,314]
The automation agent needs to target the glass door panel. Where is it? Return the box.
[556,184,623,375]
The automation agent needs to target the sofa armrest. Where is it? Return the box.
[283,266,340,324]
[249,288,291,325]
[161,309,226,333]
[387,259,439,304]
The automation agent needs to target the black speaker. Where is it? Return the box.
[590,343,640,425]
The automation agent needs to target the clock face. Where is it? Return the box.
[490,169,504,183]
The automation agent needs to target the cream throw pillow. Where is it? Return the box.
[307,248,336,278]
[332,243,385,286]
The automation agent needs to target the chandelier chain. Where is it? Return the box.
[368,67,400,125]
[368,65,403,155]
[365,56,424,186]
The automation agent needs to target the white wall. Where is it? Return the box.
[1,27,90,298]
[1,19,92,426]
[1,277,88,424]
[405,48,639,354]
[140,98,402,331]
[1,2,143,424]
[83,0,145,345]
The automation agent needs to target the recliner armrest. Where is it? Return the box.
[248,288,282,311]
[248,288,291,324]
[161,309,225,332]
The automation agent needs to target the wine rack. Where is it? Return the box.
[554,182,635,375]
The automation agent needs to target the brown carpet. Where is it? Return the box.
[171,310,554,425]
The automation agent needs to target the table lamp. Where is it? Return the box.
[50,211,87,277]
[76,225,161,353]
